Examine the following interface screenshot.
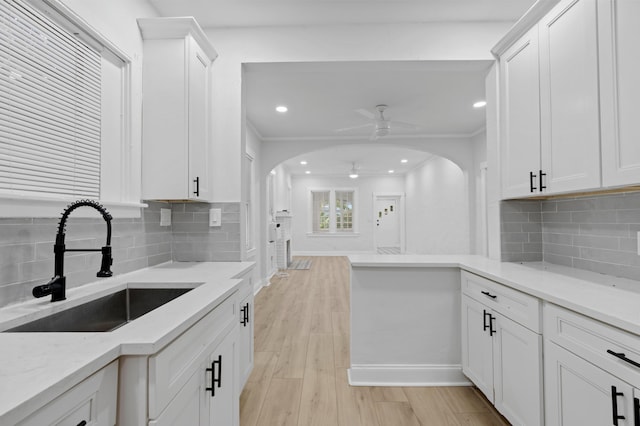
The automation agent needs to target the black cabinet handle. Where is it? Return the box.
[634,397,640,426]
[481,291,497,300]
[539,170,546,191]
[529,171,537,192]
[489,314,496,336]
[241,304,249,326]
[612,385,626,425]
[77,422,87,426]
[206,355,222,397]
[194,176,200,197]
[483,309,490,332]
[607,349,640,369]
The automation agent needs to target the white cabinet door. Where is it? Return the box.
[188,36,211,201]
[239,290,254,389]
[539,0,601,194]
[500,26,542,199]
[545,341,634,426]
[149,367,209,426]
[209,327,239,426]
[599,0,640,187]
[493,312,543,426]
[461,295,494,402]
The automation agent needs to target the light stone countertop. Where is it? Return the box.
[348,254,640,337]
[0,261,255,426]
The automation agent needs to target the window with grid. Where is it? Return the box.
[0,0,102,198]
[312,190,330,232]
[335,190,354,231]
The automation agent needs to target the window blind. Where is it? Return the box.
[0,0,101,198]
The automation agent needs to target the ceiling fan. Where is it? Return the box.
[336,105,421,140]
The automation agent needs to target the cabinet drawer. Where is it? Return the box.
[461,271,541,333]
[544,302,640,388]
[149,294,236,419]
[18,360,118,426]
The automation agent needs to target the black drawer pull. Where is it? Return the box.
[194,176,200,196]
[206,355,222,397]
[481,291,497,299]
[489,314,496,336]
[241,305,247,326]
[539,170,546,191]
[483,309,490,332]
[612,385,626,425]
[529,171,537,192]
[634,397,640,426]
[77,422,87,426]
[607,349,640,369]
[245,302,250,325]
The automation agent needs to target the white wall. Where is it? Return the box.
[206,22,513,203]
[471,130,488,255]
[290,175,405,254]
[405,156,470,254]
[272,165,292,213]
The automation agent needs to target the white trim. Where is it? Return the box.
[347,364,471,387]
[261,132,494,143]
[293,250,375,256]
[0,194,146,218]
[306,232,360,238]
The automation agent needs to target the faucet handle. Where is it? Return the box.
[97,246,113,277]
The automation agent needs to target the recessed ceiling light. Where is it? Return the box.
[276,105,288,113]
[300,160,307,165]
[270,170,276,175]
[401,159,408,163]
[349,173,358,179]
[473,101,487,108]
[388,170,394,174]
[305,170,310,174]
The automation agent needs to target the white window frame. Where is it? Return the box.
[0,0,143,218]
[307,187,358,235]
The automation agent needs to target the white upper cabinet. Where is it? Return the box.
[539,0,601,194]
[138,18,217,201]
[598,0,640,187]
[496,0,640,199]
[500,27,542,199]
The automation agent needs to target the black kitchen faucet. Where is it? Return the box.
[32,199,113,302]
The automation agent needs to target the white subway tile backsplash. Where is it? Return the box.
[502,192,640,282]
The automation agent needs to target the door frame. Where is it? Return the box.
[372,192,406,253]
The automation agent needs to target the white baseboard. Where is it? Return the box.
[292,250,376,257]
[347,364,471,387]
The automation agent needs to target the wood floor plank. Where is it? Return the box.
[374,401,421,426]
[273,335,309,379]
[437,387,490,414]
[370,386,409,402]
[240,380,268,426]
[332,333,350,369]
[305,333,335,376]
[446,411,510,426]
[247,351,278,383]
[403,387,452,426]
[335,368,379,426]
[297,370,338,426]
[256,379,303,426]
[331,311,349,336]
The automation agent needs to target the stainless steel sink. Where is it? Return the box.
[4,287,193,332]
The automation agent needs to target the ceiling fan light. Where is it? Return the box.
[349,173,358,179]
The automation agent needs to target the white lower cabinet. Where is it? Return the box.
[236,272,254,389]
[544,302,640,426]
[461,272,543,425]
[18,360,118,426]
[151,327,238,426]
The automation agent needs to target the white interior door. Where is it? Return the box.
[374,196,401,252]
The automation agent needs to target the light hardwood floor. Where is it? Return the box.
[240,256,511,426]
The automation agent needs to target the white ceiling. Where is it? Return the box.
[151,0,537,177]
[150,0,537,28]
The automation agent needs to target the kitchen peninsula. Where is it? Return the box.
[349,254,640,425]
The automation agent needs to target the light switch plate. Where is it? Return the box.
[160,208,171,227]
[209,208,222,227]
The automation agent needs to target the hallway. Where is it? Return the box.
[240,256,509,426]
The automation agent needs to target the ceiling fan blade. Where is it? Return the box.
[355,108,375,120]
[335,123,373,133]
[389,120,421,130]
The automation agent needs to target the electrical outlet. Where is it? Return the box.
[209,208,222,227]
[160,208,171,227]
